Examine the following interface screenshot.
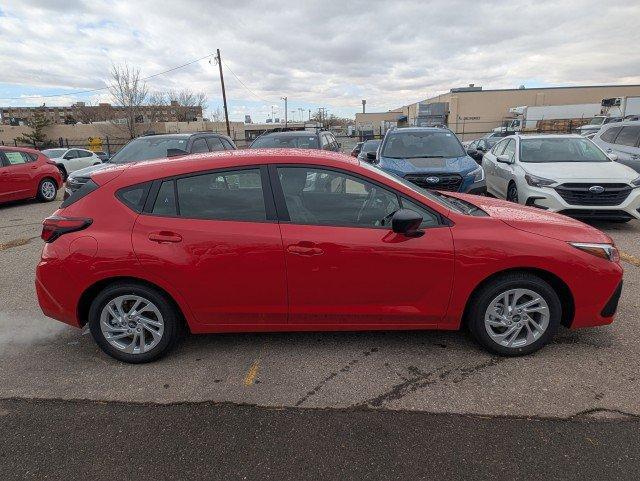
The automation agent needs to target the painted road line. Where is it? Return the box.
[244,360,260,386]
[620,251,640,267]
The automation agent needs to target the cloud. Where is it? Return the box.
[0,0,639,120]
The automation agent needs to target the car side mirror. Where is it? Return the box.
[63,153,73,160]
[167,148,189,158]
[496,154,512,164]
[607,153,618,161]
[392,209,424,237]
[365,151,377,162]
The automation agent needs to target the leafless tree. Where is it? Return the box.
[108,63,148,138]
[167,89,207,122]
[210,106,223,122]
[146,91,168,124]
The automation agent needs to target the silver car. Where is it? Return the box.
[592,120,640,173]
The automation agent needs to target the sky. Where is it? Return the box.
[1,0,639,122]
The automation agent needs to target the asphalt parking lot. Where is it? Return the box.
[1,192,639,419]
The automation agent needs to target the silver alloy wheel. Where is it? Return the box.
[41,180,56,200]
[484,288,550,348]
[100,295,164,355]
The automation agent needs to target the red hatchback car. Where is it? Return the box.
[1,146,62,203]
[36,150,623,363]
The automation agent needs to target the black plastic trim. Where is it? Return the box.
[60,179,100,209]
[601,281,623,317]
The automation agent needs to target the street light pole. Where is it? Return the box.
[282,97,288,127]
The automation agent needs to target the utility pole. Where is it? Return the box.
[282,97,288,127]
[362,99,366,113]
[215,49,231,136]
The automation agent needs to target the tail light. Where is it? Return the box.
[41,216,92,243]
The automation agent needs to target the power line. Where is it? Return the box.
[0,52,216,101]
[221,59,276,105]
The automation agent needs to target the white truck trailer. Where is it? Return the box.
[494,103,602,133]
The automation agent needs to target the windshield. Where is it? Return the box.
[520,138,609,163]
[361,140,381,153]
[381,130,465,159]
[358,161,486,216]
[251,135,319,149]
[42,148,66,158]
[108,136,189,164]
[588,117,605,125]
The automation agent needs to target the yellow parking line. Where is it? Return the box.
[0,236,37,251]
[244,360,260,386]
[621,251,640,267]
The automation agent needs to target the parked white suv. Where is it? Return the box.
[41,148,102,180]
[483,134,640,222]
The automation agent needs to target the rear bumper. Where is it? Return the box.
[35,258,81,328]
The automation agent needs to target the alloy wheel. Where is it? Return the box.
[41,180,56,200]
[484,288,550,348]
[100,295,165,355]
[507,184,518,203]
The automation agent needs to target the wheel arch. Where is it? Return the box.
[462,267,575,328]
[77,276,190,332]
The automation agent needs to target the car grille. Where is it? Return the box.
[404,173,463,192]
[558,209,633,221]
[555,183,632,206]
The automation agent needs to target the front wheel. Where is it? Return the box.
[88,282,180,363]
[467,273,561,356]
[506,182,519,203]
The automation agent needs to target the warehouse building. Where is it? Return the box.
[356,83,640,139]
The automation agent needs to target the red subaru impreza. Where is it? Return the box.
[1,146,63,204]
[35,150,623,363]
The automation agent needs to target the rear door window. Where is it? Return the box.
[600,126,621,143]
[152,181,177,216]
[3,151,28,165]
[614,126,640,147]
[176,169,266,221]
[206,137,225,152]
[502,139,516,160]
[190,138,209,153]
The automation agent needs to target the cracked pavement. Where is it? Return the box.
[1,194,639,419]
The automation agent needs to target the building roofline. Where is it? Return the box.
[446,83,640,95]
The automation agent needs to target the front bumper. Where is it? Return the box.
[522,185,640,220]
[464,179,486,195]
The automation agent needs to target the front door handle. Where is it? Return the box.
[287,241,324,256]
[148,231,182,243]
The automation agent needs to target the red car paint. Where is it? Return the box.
[35,149,622,335]
[0,146,62,203]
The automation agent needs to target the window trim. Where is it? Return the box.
[270,163,448,230]
[141,164,277,223]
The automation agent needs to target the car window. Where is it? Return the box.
[614,126,640,147]
[66,150,80,159]
[502,140,516,160]
[191,138,209,153]
[221,139,235,150]
[381,130,464,158]
[519,138,609,163]
[400,198,439,228]
[79,150,94,158]
[469,140,478,149]
[251,134,319,149]
[277,166,400,228]
[176,169,266,222]
[206,137,225,152]
[600,126,621,143]
[491,139,508,155]
[320,134,330,149]
[42,148,67,158]
[3,151,28,165]
[109,136,190,164]
[152,180,177,216]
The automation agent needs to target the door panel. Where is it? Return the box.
[281,223,454,325]
[0,151,33,200]
[132,215,287,326]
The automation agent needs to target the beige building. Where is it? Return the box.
[357,84,640,140]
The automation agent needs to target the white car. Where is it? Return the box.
[41,148,102,180]
[482,134,640,223]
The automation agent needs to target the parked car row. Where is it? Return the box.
[0,146,63,203]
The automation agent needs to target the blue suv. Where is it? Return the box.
[370,127,486,194]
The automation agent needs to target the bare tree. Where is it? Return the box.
[210,106,223,122]
[108,63,148,138]
[167,88,207,122]
[146,91,168,124]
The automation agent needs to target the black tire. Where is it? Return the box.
[88,282,179,363]
[36,177,58,202]
[466,272,561,356]
[57,165,68,182]
[506,182,518,203]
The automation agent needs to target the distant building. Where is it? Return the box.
[0,101,203,125]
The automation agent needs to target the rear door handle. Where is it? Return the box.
[287,241,324,256]
[148,231,182,243]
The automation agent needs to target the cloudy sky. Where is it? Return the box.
[1,0,639,121]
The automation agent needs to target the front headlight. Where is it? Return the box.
[469,165,485,182]
[525,173,556,187]
[631,176,640,188]
[570,242,619,262]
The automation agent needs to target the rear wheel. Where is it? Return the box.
[88,282,179,363]
[467,273,561,356]
[506,182,518,203]
[36,178,57,202]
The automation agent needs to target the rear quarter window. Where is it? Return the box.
[116,182,152,213]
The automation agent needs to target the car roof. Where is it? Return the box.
[96,149,358,186]
[514,134,585,140]
[258,131,319,138]
[0,145,40,154]
[388,127,445,133]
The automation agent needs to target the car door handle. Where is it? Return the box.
[148,231,182,243]
[287,241,324,256]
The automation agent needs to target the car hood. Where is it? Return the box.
[448,193,612,244]
[521,161,637,182]
[379,155,478,175]
[68,162,114,179]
